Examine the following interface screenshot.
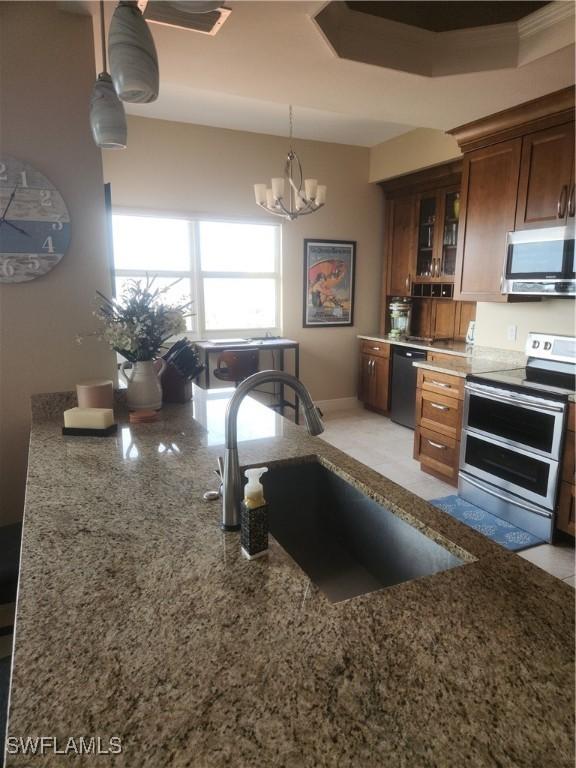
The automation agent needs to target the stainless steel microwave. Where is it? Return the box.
[501,224,575,296]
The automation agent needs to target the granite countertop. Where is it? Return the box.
[358,334,472,357]
[6,387,574,767]
[357,334,529,365]
[412,357,525,379]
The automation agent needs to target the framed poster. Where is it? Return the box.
[303,239,356,327]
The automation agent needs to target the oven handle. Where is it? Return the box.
[459,473,553,519]
[464,382,565,413]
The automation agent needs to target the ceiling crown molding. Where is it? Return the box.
[448,86,575,152]
[313,1,575,78]
[518,0,575,38]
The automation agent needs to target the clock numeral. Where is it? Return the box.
[27,256,40,272]
[0,163,6,182]
[52,220,63,231]
[42,236,54,254]
[40,190,52,207]
[19,171,28,188]
[0,258,15,278]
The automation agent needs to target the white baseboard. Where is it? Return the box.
[315,397,361,415]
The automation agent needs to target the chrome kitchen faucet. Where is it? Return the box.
[220,370,324,530]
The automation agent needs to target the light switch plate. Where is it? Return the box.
[507,324,518,342]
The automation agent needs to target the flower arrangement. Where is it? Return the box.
[95,277,190,363]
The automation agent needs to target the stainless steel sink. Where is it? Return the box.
[262,460,464,603]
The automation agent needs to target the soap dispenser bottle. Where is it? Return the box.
[240,467,268,560]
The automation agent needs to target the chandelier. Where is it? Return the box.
[254,106,326,221]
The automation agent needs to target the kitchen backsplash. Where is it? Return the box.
[474,300,575,351]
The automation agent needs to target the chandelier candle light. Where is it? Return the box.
[254,106,326,221]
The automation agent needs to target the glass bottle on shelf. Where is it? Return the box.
[416,196,436,277]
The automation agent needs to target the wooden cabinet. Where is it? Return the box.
[386,194,415,297]
[414,186,460,281]
[454,139,522,302]
[449,88,575,303]
[358,341,390,414]
[411,298,471,341]
[454,301,476,341]
[380,163,476,339]
[414,368,464,485]
[515,122,575,230]
[556,404,575,537]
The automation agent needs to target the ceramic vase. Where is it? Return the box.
[121,360,166,411]
[108,1,159,104]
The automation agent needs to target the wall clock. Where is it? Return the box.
[0,156,71,283]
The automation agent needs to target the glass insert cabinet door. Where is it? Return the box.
[415,187,460,280]
[440,190,460,277]
[416,195,436,277]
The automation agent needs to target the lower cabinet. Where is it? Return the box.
[556,406,575,537]
[358,341,390,413]
[414,368,464,486]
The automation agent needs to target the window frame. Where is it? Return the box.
[112,208,282,339]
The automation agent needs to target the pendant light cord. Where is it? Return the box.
[100,0,108,74]
[288,104,293,151]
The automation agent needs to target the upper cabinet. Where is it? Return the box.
[415,186,460,281]
[449,87,575,303]
[386,194,415,297]
[515,122,575,230]
[454,139,522,302]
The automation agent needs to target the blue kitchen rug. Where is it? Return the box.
[430,495,545,552]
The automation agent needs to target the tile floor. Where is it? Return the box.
[320,406,576,588]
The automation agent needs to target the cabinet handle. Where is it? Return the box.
[430,403,449,411]
[372,346,380,351]
[568,184,575,218]
[430,380,451,388]
[557,185,568,218]
[405,273,411,292]
[427,439,447,450]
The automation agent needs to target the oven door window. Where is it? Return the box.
[505,240,566,278]
[464,436,550,500]
[467,395,556,454]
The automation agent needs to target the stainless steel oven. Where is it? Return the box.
[459,381,568,541]
[463,381,566,461]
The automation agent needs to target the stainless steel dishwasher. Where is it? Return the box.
[390,346,427,429]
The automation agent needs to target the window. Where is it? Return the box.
[112,214,281,337]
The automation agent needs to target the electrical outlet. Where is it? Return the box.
[507,324,518,342]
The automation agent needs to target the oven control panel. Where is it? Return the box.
[526,333,576,363]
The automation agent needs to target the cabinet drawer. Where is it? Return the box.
[360,340,390,358]
[417,368,464,400]
[414,427,459,482]
[417,389,462,439]
[556,481,575,537]
[562,431,575,484]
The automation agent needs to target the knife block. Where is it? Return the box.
[160,362,192,404]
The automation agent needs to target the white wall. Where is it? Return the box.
[475,300,575,351]
[0,2,116,525]
[103,115,384,402]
